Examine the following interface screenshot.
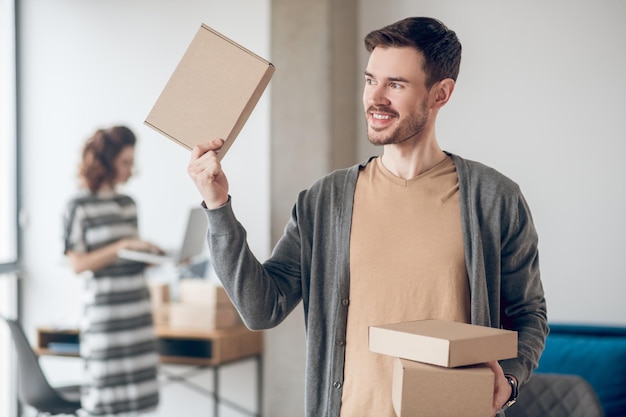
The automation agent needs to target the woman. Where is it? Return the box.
[63,126,161,416]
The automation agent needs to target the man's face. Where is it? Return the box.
[363,46,432,146]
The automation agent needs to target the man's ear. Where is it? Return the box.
[431,78,455,108]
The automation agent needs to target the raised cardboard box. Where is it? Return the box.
[168,303,242,330]
[145,23,275,160]
[369,319,517,367]
[178,279,231,306]
[393,358,494,417]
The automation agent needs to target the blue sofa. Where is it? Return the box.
[534,323,626,417]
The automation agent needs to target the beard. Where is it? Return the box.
[366,99,429,146]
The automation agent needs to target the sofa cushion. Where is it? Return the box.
[506,373,604,417]
[535,324,626,417]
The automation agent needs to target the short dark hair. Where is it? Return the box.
[364,17,462,88]
[79,125,136,192]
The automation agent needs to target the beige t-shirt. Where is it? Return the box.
[340,156,470,417]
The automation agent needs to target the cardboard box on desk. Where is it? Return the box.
[148,282,171,326]
[369,319,517,367]
[169,303,242,330]
[392,359,494,417]
[148,282,170,306]
[178,279,231,306]
[152,304,170,326]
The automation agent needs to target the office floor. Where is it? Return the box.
[32,357,260,417]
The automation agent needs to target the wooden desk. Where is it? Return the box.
[36,324,263,417]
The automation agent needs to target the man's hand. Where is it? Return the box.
[187,138,229,209]
[485,361,513,416]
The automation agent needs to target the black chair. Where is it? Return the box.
[506,373,605,417]
[1,316,82,416]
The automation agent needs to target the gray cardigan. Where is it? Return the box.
[204,154,548,417]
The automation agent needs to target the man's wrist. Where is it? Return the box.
[201,195,230,210]
[501,374,519,410]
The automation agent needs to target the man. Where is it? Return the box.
[188,17,547,417]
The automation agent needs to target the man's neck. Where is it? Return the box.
[380,136,447,180]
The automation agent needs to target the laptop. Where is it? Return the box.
[118,207,208,265]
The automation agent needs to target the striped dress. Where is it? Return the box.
[63,190,160,416]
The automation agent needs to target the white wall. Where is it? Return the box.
[19,1,270,416]
[358,1,626,326]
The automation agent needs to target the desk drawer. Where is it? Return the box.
[37,328,80,356]
[158,337,212,359]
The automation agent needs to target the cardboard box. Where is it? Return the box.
[152,304,170,326]
[168,303,242,330]
[148,282,170,306]
[178,279,231,306]
[145,23,275,160]
[369,319,517,367]
[393,358,494,417]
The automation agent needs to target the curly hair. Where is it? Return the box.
[364,17,462,89]
[78,125,136,192]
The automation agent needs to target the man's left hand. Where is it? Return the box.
[485,361,512,416]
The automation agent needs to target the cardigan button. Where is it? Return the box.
[341,298,349,306]
[333,381,342,389]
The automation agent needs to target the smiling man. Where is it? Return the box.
[188,17,548,417]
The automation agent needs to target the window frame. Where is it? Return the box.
[0,0,21,416]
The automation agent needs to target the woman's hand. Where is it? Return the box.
[67,238,164,274]
[118,238,164,254]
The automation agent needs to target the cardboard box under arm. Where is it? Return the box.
[392,359,494,417]
[145,24,275,160]
[370,319,518,417]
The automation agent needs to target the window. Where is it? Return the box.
[0,0,19,416]
[0,0,17,265]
